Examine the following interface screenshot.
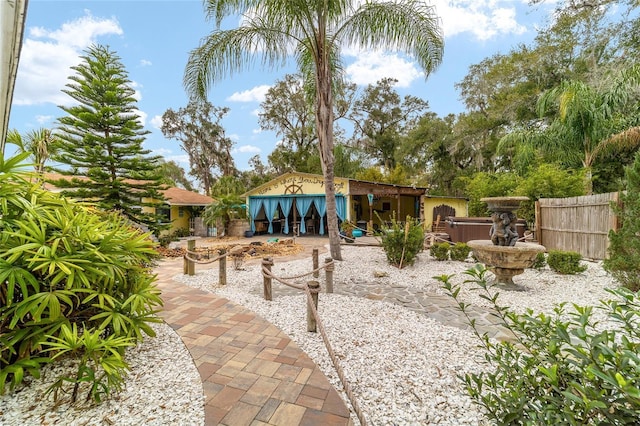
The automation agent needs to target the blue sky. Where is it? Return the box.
[8,0,553,175]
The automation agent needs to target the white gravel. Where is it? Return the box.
[1,244,621,425]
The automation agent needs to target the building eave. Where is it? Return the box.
[0,0,28,154]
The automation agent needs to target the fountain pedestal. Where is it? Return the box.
[467,240,546,290]
[467,196,546,290]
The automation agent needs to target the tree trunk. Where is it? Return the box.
[315,47,342,261]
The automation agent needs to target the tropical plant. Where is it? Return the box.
[51,44,167,235]
[439,266,640,425]
[605,150,640,290]
[183,0,444,261]
[0,153,162,401]
[501,66,640,194]
[6,128,58,175]
[378,215,424,268]
[203,193,246,236]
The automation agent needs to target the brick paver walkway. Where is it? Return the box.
[155,259,352,426]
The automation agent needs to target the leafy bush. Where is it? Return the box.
[438,266,640,425]
[532,252,547,269]
[515,164,585,224]
[430,242,450,261]
[547,250,587,274]
[605,151,640,291]
[0,153,162,402]
[449,242,471,261]
[378,215,424,268]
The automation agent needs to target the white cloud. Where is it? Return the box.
[228,133,240,141]
[35,115,53,125]
[150,115,164,129]
[153,147,173,156]
[14,12,123,106]
[135,109,147,126]
[252,128,262,134]
[432,0,527,40]
[235,145,261,154]
[251,108,261,117]
[227,85,271,102]
[139,59,152,67]
[345,51,424,87]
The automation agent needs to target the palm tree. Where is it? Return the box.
[184,0,444,260]
[535,66,640,194]
[6,128,58,175]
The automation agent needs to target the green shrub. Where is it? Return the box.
[0,153,162,402]
[430,242,450,261]
[532,252,547,269]
[378,215,424,268]
[438,266,640,425]
[547,250,587,274]
[604,151,640,291]
[449,242,471,261]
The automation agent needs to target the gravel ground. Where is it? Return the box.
[1,244,621,425]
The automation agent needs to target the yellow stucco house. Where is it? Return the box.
[243,172,466,235]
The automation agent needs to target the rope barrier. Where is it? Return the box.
[261,266,321,293]
[302,283,368,426]
[261,259,367,426]
[184,249,232,265]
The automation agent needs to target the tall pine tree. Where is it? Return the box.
[52,44,167,234]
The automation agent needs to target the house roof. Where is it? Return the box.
[42,173,214,206]
[162,186,213,206]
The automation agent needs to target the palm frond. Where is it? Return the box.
[338,1,443,76]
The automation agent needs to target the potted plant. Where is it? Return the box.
[203,193,246,237]
[340,220,357,243]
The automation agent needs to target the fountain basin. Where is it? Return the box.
[481,196,529,213]
[467,240,546,290]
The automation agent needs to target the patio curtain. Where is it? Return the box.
[248,197,264,232]
[336,196,346,221]
[279,197,293,234]
[262,198,279,234]
[296,197,313,234]
[313,196,327,235]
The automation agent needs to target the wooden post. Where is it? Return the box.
[183,255,188,275]
[219,249,227,286]
[187,238,196,276]
[306,280,320,332]
[324,257,334,293]
[262,257,273,301]
[534,201,542,245]
[312,248,319,278]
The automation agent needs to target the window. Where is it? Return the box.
[157,205,171,223]
[178,207,185,218]
[382,202,391,211]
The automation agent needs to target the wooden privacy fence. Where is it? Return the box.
[536,192,620,260]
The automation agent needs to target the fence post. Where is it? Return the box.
[187,238,196,276]
[306,280,320,332]
[324,257,334,293]
[183,255,188,275]
[312,248,319,278]
[262,257,273,301]
[219,249,227,286]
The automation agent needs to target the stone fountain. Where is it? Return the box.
[467,196,546,291]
